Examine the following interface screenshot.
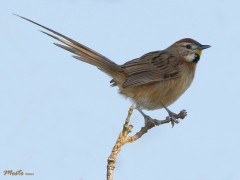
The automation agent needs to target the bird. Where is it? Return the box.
[16,15,210,127]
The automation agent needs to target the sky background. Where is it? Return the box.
[1,0,240,180]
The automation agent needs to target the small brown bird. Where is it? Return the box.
[16,15,210,126]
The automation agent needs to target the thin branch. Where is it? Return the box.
[106,106,187,180]
[125,109,187,143]
[107,105,134,180]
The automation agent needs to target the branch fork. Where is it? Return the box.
[106,105,187,180]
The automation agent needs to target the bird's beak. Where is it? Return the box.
[198,45,211,50]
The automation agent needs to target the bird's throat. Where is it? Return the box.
[193,54,200,63]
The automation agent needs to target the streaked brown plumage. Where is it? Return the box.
[16,15,210,126]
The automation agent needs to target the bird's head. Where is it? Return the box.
[168,38,211,63]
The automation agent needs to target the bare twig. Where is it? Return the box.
[106,106,187,180]
[107,105,134,180]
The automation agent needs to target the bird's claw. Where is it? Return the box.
[143,115,156,126]
[169,116,180,127]
[167,112,180,128]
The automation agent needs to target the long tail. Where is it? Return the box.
[15,14,123,78]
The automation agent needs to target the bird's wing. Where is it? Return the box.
[121,51,184,88]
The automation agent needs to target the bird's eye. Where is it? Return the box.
[186,44,191,49]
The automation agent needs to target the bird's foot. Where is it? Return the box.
[138,108,187,127]
[137,109,157,126]
[143,115,157,126]
[167,110,187,127]
[167,112,180,127]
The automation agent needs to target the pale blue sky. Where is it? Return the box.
[1,0,240,180]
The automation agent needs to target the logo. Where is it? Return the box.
[3,170,34,176]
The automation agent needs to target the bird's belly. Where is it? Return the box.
[119,76,193,110]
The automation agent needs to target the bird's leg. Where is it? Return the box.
[137,108,187,127]
[163,105,180,127]
[137,109,156,126]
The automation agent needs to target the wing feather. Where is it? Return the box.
[121,51,184,88]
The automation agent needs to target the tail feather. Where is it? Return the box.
[15,14,123,78]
